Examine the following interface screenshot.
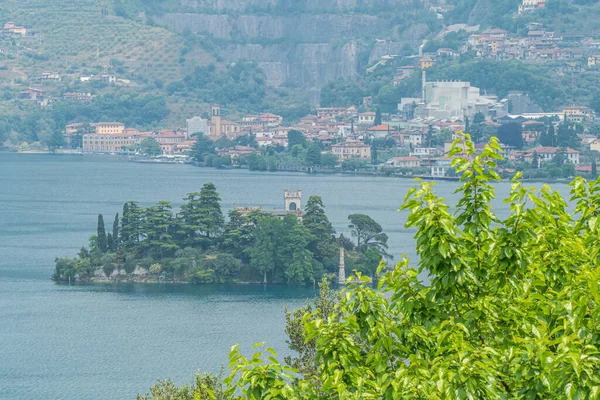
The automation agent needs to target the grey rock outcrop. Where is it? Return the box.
[155,0,430,89]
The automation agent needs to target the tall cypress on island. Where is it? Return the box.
[112,213,119,250]
[97,214,107,252]
[121,203,130,246]
[593,160,598,179]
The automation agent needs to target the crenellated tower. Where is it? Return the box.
[284,190,302,212]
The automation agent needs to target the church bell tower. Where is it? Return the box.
[211,104,222,137]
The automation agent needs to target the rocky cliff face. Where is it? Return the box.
[159,13,391,42]
[155,0,428,89]
[178,0,417,12]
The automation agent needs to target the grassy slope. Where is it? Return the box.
[0,0,214,124]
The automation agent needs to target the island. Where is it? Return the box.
[53,184,389,285]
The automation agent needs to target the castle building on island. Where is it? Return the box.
[234,190,304,220]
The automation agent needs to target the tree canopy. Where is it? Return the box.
[149,134,600,399]
[139,138,163,156]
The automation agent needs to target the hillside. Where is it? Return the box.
[0,0,213,83]
[0,0,438,130]
[3,0,600,149]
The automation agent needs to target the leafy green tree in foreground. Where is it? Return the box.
[210,134,600,399]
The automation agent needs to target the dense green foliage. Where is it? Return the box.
[144,135,600,398]
[191,130,350,173]
[54,188,387,285]
[139,138,163,156]
[1,93,169,148]
[166,63,268,112]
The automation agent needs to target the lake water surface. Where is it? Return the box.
[0,154,570,399]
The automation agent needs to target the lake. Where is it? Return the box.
[0,154,571,400]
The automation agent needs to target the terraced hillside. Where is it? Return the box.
[0,0,212,83]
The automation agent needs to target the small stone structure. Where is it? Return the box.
[284,190,301,212]
[234,190,304,220]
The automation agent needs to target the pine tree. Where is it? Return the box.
[112,213,119,250]
[97,214,107,252]
[246,215,280,284]
[143,201,178,259]
[121,201,144,248]
[303,196,338,271]
[278,216,315,284]
[180,183,224,248]
[222,209,255,260]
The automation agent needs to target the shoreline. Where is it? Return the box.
[5,151,578,184]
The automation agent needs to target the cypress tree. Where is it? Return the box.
[121,201,143,248]
[371,144,378,164]
[593,160,597,179]
[122,203,130,246]
[548,123,555,146]
[97,214,107,252]
[374,108,382,126]
[112,213,119,250]
[531,152,539,169]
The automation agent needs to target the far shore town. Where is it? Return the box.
[38,78,598,179]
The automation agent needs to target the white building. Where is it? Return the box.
[518,0,545,14]
[384,156,421,169]
[402,131,424,147]
[410,147,439,158]
[430,157,453,177]
[358,112,376,125]
[186,116,208,138]
[524,147,580,166]
[400,75,508,120]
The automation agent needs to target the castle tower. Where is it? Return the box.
[338,246,346,285]
[211,105,222,137]
[284,190,301,212]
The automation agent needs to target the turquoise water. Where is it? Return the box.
[0,154,570,399]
